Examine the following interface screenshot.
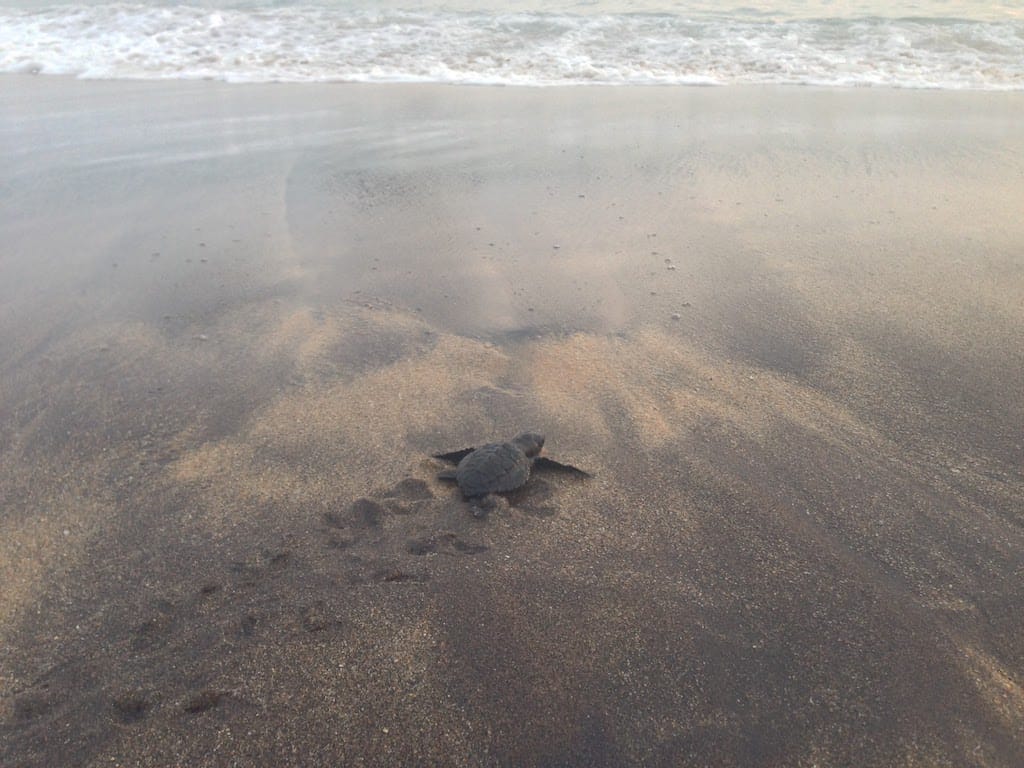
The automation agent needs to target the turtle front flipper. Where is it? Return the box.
[533,456,592,478]
[433,447,476,465]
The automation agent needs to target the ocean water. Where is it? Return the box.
[1,1,1022,89]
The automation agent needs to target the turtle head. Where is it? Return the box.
[512,432,545,458]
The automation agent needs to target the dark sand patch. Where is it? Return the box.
[1,78,1022,767]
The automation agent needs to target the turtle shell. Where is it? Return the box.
[455,441,533,498]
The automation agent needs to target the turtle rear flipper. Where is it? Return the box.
[470,494,500,519]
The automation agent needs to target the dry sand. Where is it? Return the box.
[0,76,1022,767]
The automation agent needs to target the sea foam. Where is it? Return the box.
[1,4,1022,89]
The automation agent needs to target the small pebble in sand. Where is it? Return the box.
[195,334,209,341]
[671,313,681,321]
[667,264,677,270]
[553,244,561,250]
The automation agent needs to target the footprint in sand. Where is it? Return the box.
[405,532,489,556]
[130,598,179,652]
[182,689,228,715]
[111,692,150,724]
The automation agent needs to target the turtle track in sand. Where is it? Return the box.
[317,465,562,582]
[2,465,563,755]
[320,477,489,584]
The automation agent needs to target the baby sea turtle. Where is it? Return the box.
[434,432,590,517]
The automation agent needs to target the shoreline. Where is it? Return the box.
[10,69,1024,91]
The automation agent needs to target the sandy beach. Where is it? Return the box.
[1,76,1022,766]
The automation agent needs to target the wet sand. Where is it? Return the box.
[1,76,1022,767]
